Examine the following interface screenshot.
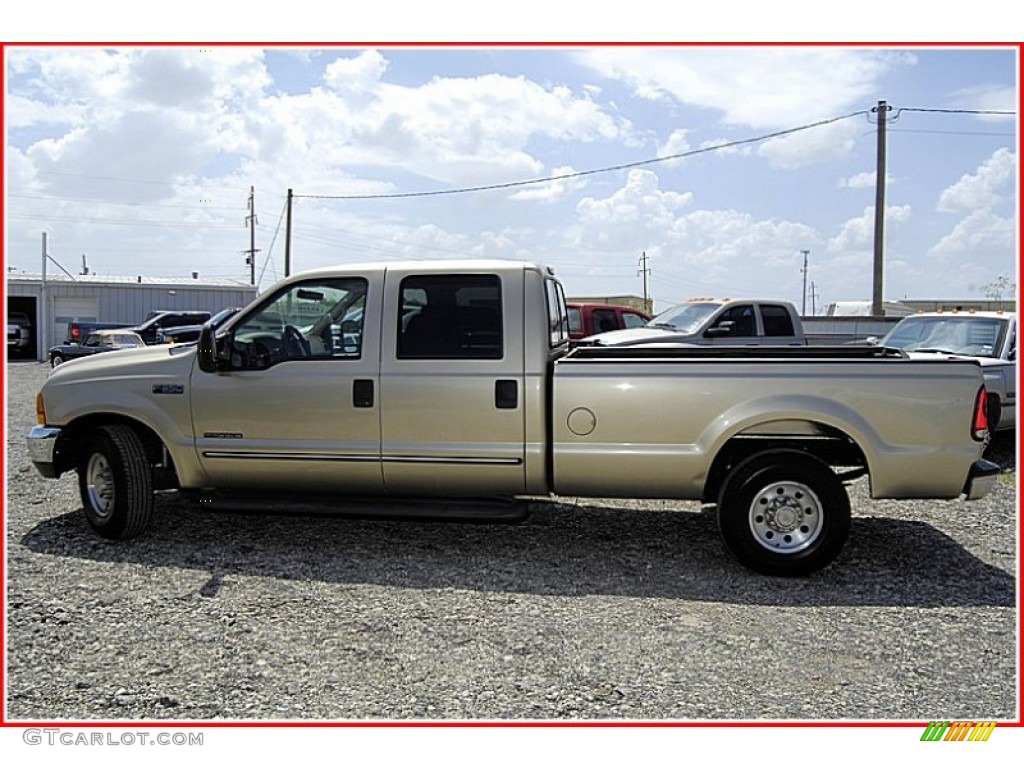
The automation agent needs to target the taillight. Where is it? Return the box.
[71,326,79,339]
[971,386,989,441]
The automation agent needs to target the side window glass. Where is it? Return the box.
[761,305,795,336]
[229,278,367,368]
[623,312,647,329]
[545,279,569,347]
[592,309,618,334]
[713,305,756,337]
[398,275,503,359]
[567,307,582,335]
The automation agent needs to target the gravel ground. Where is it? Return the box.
[4,360,1018,721]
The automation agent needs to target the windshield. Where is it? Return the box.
[881,316,1009,358]
[209,307,240,327]
[647,302,722,334]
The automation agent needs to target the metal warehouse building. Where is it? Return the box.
[7,273,260,361]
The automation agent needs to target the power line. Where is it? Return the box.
[8,192,245,212]
[895,107,1016,116]
[295,110,870,201]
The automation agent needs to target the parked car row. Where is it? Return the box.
[49,310,218,367]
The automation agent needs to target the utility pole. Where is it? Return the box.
[284,188,293,277]
[809,281,819,316]
[41,233,48,358]
[800,249,810,315]
[872,100,890,316]
[244,186,259,286]
[637,251,651,314]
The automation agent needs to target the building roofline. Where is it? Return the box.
[6,273,258,290]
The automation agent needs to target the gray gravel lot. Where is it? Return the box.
[4,360,1018,721]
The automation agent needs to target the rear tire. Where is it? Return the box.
[716,450,850,576]
[78,425,154,539]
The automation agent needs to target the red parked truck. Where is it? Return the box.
[567,302,651,341]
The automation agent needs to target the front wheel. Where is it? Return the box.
[50,354,64,367]
[77,425,154,539]
[716,450,850,576]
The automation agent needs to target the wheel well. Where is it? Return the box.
[54,415,179,489]
[703,428,867,504]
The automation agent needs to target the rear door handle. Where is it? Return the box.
[353,379,374,408]
[495,379,518,409]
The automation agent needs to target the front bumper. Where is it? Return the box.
[963,458,1001,501]
[27,426,63,478]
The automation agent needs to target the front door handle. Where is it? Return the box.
[495,379,518,409]
[353,379,374,408]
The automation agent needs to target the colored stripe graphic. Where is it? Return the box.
[920,720,996,742]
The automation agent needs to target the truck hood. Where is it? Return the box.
[905,351,1012,368]
[582,327,681,346]
[45,342,197,383]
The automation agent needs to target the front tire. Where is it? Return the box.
[78,425,154,539]
[716,450,850,576]
[50,354,64,367]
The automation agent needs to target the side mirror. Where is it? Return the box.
[705,321,734,338]
[197,323,219,372]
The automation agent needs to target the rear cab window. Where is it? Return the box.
[397,275,503,359]
[545,279,569,347]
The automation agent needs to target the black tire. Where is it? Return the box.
[50,354,64,367]
[716,450,850,576]
[986,393,1002,431]
[77,425,154,539]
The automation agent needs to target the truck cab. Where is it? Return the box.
[583,298,805,346]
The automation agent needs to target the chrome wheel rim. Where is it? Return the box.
[86,453,115,520]
[748,480,823,553]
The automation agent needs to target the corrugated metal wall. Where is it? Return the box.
[7,278,260,360]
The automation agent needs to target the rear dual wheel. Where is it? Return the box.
[716,450,850,577]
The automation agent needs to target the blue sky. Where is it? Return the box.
[4,45,1018,312]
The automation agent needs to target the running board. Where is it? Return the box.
[183,491,531,524]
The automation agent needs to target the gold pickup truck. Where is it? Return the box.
[27,261,999,576]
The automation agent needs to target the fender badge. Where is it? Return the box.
[152,384,185,395]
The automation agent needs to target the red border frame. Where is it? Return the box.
[1,40,1021,731]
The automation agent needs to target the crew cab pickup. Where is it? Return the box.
[27,261,998,576]
[583,298,805,346]
[873,310,1017,431]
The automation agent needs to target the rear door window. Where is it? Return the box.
[397,275,503,359]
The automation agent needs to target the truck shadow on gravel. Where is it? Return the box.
[20,496,1015,609]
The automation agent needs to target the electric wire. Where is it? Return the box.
[294,110,871,201]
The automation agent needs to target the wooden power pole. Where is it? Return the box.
[872,100,890,316]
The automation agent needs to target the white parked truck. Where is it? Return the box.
[27,261,998,576]
[582,298,806,346]
[874,310,1016,431]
